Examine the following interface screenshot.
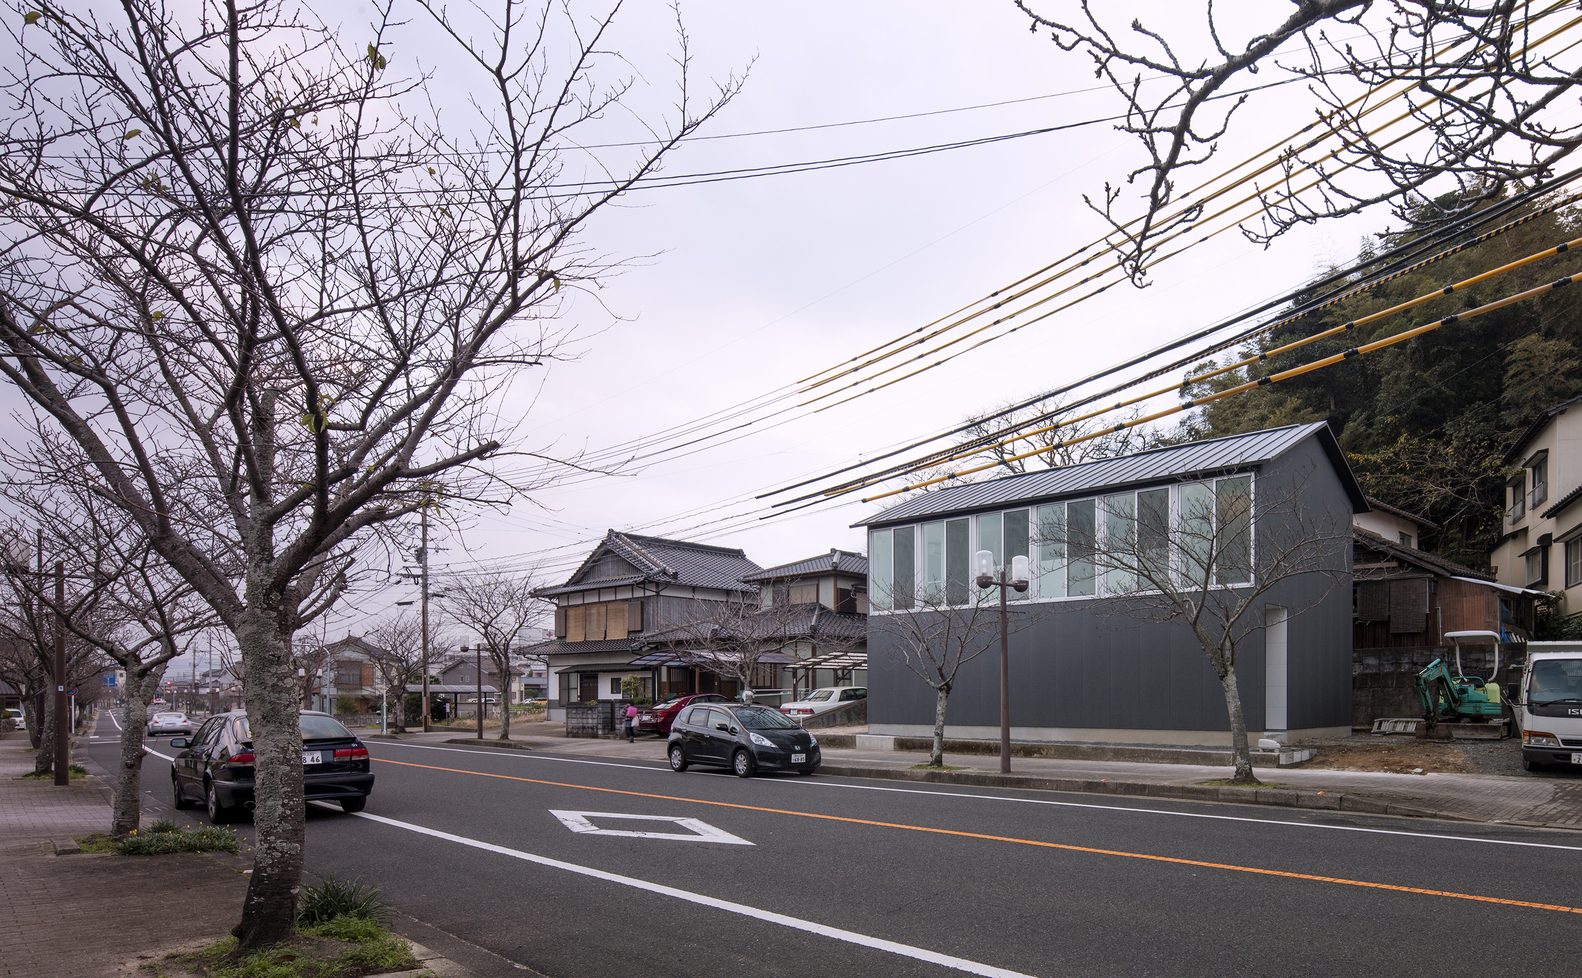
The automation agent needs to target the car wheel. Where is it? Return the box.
[340,796,367,814]
[171,769,194,809]
[205,780,230,824]
[732,748,754,779]
[668,745,688,772]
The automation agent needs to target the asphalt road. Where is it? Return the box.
[86,715,1582,978]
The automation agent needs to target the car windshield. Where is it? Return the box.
[1530,659,1582,704]
[237,715,355,741]
[804,690,834,702]
[732,706,800,730]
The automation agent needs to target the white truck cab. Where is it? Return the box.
[1511,642,1582,772]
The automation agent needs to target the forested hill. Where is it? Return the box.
[1164,197,1582,569]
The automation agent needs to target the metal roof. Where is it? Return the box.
[741,549,869,582]
[854,421,1365,527]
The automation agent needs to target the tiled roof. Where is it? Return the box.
[525,637,641,656]
[1352,526,1492,581]
[740,549,869,582]
[1364,496,1439,530]
[1541,483,1582,521]
[1504,393,1582,465]
[856,421,1365,527]
[534,530,762,597]
[320,635,385,658]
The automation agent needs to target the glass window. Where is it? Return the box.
[1036,503,1065,599]
[923,521,946,602]
[1532,458,1548,507]
[734,706,799,729]
[870,527,893,611]
[1138,488,1170,586]
[945,518,970,605]
[1067,498,1096,596]
[1527,549,1545,586]
[1004,509,1030,599]
[1510,476,1526,521]
[1568,538,1582,589]
[893,526,915,610]
[1104,493,1136,594]
[976,512,1001,598]
[1216,475,1253,585]
[1179,481,1214,587]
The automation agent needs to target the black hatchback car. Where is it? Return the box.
[170,710,375,822]
[667,702,820,778]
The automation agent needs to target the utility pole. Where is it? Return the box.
[54,561,68,787]
[419,502,432,732]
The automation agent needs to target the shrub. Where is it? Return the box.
[297,875,390,926]
[333,694,358,716]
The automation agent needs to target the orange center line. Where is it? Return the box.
[372,755,1582,916]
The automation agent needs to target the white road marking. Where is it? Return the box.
[550,810,753,845]
[367,739,1582,852]
[347,808,1036,978]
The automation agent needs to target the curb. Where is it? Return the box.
[814,763,1473,822]
[441,738,533,752]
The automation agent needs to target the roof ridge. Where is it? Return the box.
[621,531,749,558]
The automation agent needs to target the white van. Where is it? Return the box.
[2,708,23,731]
[1511,642,1582,772]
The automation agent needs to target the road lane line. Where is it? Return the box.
[368,741,1582,853]
[371,755,1582,917]
[346,808,1037,978]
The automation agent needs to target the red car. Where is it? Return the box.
[636,693,729,735]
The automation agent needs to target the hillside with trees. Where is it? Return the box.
[1167,196,1582,569]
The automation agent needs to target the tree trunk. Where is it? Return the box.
[497,667,512,741]
[24,693,41,751]
[930,685,951,767]
[392,685,406,734]
[1218,666,1260,785]
[112,668,161,837]
[31,689,54,776]
[231,599,305,949]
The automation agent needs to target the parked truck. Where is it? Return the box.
[1507,642,1582,772]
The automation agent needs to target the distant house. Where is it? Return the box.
[739,549,869,695]
[1355,496,1436,550]
[1353,526,1531,647]
[528,531,763,717]
[1491,394,1582,621]
[315,635,382,713]
[857,421,1362,746]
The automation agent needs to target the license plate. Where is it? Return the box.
[302,751,322,765]
[1572,753,1582,765]
[791,753,805,764]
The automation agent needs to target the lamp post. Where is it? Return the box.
[975,550,1029,775]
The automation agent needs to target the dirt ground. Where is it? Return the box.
[1290,733,1535,776]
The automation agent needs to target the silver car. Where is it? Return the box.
[146,712,194,737]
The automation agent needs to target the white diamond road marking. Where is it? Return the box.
[550,810,753,845]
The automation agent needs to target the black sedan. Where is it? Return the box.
[170,710,375,823]
[667,702,820,778]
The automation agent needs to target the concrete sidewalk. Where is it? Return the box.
[380,720,1582,830]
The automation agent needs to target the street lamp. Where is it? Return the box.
[975,550,1029,775]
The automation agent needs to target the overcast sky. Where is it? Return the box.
[325,0,1392,634]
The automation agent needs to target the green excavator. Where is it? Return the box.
[1416,658,1505,725]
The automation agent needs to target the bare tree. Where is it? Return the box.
[1014,2,1582,282]
[1037,471,1349,783]
[655,597,842,699]
[869,583,1027,767]
[952,397,1149,476]
[0,0,739,948]
[440,572,544,740]
[365,613,426,733]
[0,484,217,836]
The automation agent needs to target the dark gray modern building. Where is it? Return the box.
[855,421,1365,746]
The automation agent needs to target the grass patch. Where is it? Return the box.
[119,824,241,855]
[74,832,120,854]
[163,921,420,978]
[909,763,966,771]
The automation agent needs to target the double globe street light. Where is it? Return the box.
[975,550,1029,774]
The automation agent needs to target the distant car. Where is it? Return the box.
[146,712,194,737]
[3,708,23,731]
[778,687,867,720]
[636,693,729,735]
[668,702,820,778]
[170,710,374,823]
